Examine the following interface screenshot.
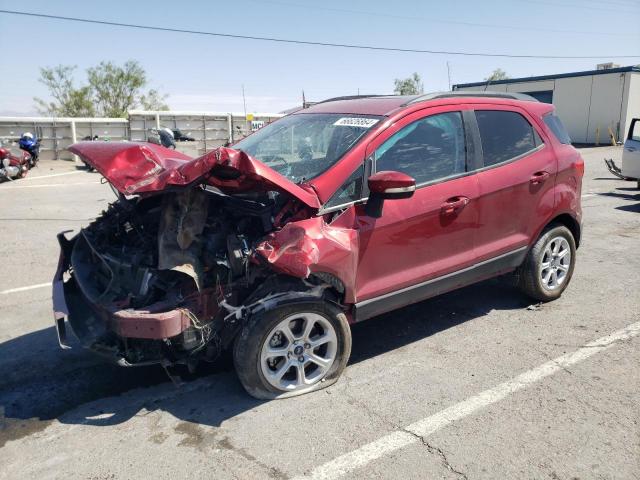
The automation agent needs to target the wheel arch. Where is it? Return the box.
[545,212,581,248]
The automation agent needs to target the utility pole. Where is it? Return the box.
[446,62,452,91]
[242,84,247,118]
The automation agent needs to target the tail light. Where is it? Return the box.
[575,153,585,177]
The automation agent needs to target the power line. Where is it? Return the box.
[253,0,639,37]
[511,0,640,13]
[1,9,639,59]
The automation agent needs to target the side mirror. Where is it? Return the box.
[365,171,416,218]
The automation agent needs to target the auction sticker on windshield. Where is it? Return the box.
[333,117,379,128]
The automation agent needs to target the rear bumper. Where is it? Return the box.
[52,231,213,366]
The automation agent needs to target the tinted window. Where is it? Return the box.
[476,110,539,166]
[543,113,572,144]
[374,112,466,185]
[324,164,365,208]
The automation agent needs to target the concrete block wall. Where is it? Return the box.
[0,110,283,162]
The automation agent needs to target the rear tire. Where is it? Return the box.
[517,224,576,302]
[233,301,351,399]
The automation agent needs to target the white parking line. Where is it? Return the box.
[0,181,100,190]
[22,170,83,181]
[294,321,640,480]
[0,282,51,295]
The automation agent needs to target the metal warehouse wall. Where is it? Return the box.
[454,71,640,144]
[0,111,282,162]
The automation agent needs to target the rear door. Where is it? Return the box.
[622,118,640,179]
[353,105,480,302]
[471,107,557,262]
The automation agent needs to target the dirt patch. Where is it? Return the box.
[174,421,212,449]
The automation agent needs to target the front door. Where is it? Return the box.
[353,107,479,303]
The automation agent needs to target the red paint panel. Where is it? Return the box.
[255,214,359,297]
[68,142,320,208]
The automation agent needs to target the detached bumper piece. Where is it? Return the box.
[604,158,635,180]
[52,232,218,366]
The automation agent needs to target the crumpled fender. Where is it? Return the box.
[68,142,320,208]
[255,211,359,302]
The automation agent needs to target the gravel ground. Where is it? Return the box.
[0,146,638,479]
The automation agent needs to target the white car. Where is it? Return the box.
[606,118,640,188]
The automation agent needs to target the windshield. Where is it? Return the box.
[232,113,382,183]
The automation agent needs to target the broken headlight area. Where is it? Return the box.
[57,185,297,366]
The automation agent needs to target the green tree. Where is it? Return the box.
[87,60,148,117]
[485,68,510,82]
[394,72,424,95]
[34,65,95,117]
[34,60,169,117]
[140,89,170,111]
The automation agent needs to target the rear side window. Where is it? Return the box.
[475,110,540,167]
[544,113,572,144]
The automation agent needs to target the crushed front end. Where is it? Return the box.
[53,185,298,367]
[53,142,359,369]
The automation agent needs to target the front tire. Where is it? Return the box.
[517,224,576,302]
[233,301,351,399]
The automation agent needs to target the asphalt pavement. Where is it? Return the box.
[0,147,638,479]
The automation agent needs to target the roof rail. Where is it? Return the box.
[406,91,539,104]
[315,94,387,105]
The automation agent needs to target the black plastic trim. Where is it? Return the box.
[353,246,528,322]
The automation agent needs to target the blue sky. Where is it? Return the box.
[0,0,639,115]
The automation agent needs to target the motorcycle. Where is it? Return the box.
[0,140,31,181]
[147,127,176,149]
[18,132,40,168]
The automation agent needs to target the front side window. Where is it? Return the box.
[233,113,381,184]
[475,110,540,166]
[374,111,466,185]
[324,164,365,208]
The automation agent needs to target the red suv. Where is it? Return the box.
[54,92,583,398]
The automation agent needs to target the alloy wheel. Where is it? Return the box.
[540,236,571,291]
[260,312,338,392]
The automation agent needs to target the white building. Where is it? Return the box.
[453,65,640,145]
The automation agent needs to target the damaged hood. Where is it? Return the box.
[68,142,321,208]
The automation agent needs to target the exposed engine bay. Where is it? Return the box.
[58,185,325,367]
